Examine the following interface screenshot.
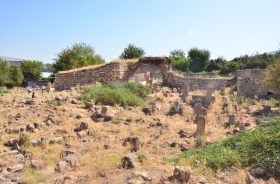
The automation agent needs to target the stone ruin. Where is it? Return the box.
[236,69,280,98]
[54,57,228,93]
[54,56,280,99]
[54,57,172,91]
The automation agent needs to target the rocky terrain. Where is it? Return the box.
[0,85,279,184]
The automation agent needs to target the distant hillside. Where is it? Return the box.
[0,55,24,61]
[266,50,279,55]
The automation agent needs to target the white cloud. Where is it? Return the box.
[187,28,194,35]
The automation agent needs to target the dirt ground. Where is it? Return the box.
[0,86,277,184]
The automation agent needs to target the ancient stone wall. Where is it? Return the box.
[135,64,161,78]
[54,57,172,90]
[165,72,227,91]
[184,73,233,79]
[236,69,279,97]
[55,59,278,97]
[54,62,128,90]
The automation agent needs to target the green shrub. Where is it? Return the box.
[6,65,24,87]
[77,82,151,107]
[0,60,10,86]
[106,82,152,98]
[262,98,279,107]
[168,117,280,177]
[229,95,252,104]
[0,87,9,95]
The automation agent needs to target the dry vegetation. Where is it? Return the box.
[0,85,278,183]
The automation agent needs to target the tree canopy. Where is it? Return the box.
[119,44,145,59]
[20,60,43,85]
[0,59,24,87]
[7,65,24,87]
[188,48,211,73]
[264,57,280,91]
[53,42,105,72]
[169,49,190,72]
[0,59,10,86]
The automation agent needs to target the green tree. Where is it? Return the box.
[188,48,211,72]
[6,65,24,87]
[119,44,145,59]
[0,59,10,86]
[275,44,280,58]
[206,56,226,72]
[219,61,241,74]
[232,53,275,70]
[53,42,105,72]
[264,57,280,91]
[44,63,55,71]
[20,60,43,85]
[169,49,190,72]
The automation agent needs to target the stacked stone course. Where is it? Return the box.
[54,57,172,91]
[54,58,279,98]
[54,62,127,90]
[165,72,227,91]
[236,69,279,97]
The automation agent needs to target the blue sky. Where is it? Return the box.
[0,0,279,63]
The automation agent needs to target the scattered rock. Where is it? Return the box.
[77,131,87,138]
[262,106,271,114]
[49,137,64,144]
[71,99,81,104]
[123,136,141,152]
[80,122,88,130]
[173,166,192,183]
[26,124,35,132]
[7,164,24,172]
[65,154,78,168]
[84,102,94,109]
[121,154,138,169]
[31,138,41,146]
[30,160,45,169]
[55,161,68,172]
[250,167,266,177]
[76,114,83,119]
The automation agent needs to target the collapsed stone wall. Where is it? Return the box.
[54,57,172,90]
[135,64,161,78]
[54,58,278,98]
[165,72,227,91]
[54,62,128,90]
[236,69,279,97]
[184,73,233,79]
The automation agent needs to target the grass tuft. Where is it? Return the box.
[168,117,280,178]
[22,168,48,184]
[0,87,9,95]
[77,82,152,107]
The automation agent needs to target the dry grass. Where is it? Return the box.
[111,58,139,65]
[57,64,106,74]
[0,85,273,183]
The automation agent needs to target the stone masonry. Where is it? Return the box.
[165,72,228,91]
[54,58,279,98]
[54,57,172,90]
[236,69,279,97]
